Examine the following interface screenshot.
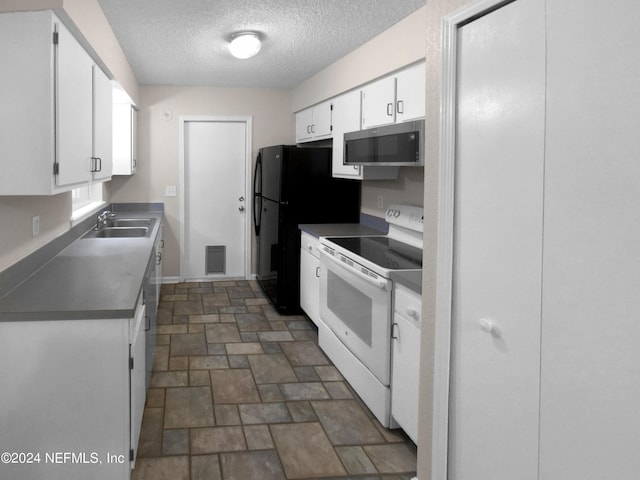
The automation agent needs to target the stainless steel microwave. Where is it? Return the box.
[343,120,424,166]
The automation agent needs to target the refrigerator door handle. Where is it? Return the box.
[253,153,262,236]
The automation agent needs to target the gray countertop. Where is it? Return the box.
[0,208,163,321]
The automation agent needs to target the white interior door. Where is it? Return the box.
[182,119,248,280]
[448,0,546,478]
[539,0,640,477]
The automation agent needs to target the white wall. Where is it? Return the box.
[110,86,294,278]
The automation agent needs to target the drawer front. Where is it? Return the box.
[300,231,320,259]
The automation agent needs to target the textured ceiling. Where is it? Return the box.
[96,0,426,88]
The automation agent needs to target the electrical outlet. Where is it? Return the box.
[166,186,177,197]
[377,195,384,209]
[32,216,40,237]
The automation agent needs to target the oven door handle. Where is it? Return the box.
[320,249,388,290]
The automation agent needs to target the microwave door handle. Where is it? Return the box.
[320,250,388,290]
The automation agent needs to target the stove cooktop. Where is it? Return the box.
[326,236,422,271]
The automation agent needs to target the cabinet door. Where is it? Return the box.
[130,300,146,467]
[295,108,313,142]
[361,75,396,129]
[300,247,320,325]
[395,62,425,122]
[332,91,363,178]
[311,101,332,139]
[56,20,93,188]
[92,65,113,181]
[391,312,420,443]
[113,103,134,174]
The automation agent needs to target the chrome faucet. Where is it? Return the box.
[96,210,113,230]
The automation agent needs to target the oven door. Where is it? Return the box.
[319,247,392,385]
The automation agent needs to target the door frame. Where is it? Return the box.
[178,115,253,282]
[431,0,518,478]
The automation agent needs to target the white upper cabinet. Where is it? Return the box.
[0,10,112,194]
[92,65,113,182]
[395,62,426,123]
[331,89,400,181]
[112,103,138,175]
[361,61,426,129]
[295,100,332,143]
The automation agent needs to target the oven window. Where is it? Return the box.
[327,270,373,346]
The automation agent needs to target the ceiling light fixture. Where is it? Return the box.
[229,32,262,59]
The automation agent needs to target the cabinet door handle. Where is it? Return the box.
[145,316,150,332]
[315,266,320,278]
[396,100,404,114]
[311,124,315,134]
[391,322,399,339]
[386,102,394,116]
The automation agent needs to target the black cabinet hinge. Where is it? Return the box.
[129,449,134,462]
[53,31,59,45]
[53,163,59,175]
[129,357,134,370]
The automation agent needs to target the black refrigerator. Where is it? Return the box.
[253,145,361,314]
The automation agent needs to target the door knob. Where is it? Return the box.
[239,206,245,212]
[479,318,501,338]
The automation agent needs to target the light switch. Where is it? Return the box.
[166,186,177,197]
[32,216,40,237]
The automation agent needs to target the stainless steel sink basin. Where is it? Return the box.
[106,218,155,228]
[93,227,149,238]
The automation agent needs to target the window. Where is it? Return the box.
[71,183,105,222]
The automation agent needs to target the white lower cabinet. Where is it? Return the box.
[391,283,421,443]
[0,296,146,480]
[299,231,321,325]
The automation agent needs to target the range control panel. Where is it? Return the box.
[385,204,424,233]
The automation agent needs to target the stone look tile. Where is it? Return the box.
[145,388,165,408]
[150,371,189,388]
[270,422,346,478]
[248,353,297,384]
[214,404,241,426]
[311,399,386,445]
[132,456,189,480]
[190,355,229,370]
[173,300,203,315]
[205,323,241,343]
[336,446,378,475]
[324,381,354,399]
[164,386,215,428]
[191,426,246,454]
[286,401,318,422]
[244,425,274,450]
[137,407,163,457]
[257,330,294,342]
[279,382,330,401]
[189,314,220,323]
[225,342,264,355]
[210,369,261,404]
[191,454,222,480]
[163,429,189,455]
[238,403,292,424]
[236,313,272,331]
[171,333,208,356]
[219,450,285,480]
[280,340,330,366]
[363,443,418,474]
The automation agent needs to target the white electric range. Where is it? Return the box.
[318,204,423,427]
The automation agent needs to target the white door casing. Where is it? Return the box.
[179,116,252,281]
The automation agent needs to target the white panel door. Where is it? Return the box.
[539,0,640,477]
[448,0,546,479]
[184,120,247,279]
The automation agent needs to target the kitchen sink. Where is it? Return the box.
[84,226,150,238]
[106,218,155,228]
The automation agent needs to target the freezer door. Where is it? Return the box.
[260,146,283,202]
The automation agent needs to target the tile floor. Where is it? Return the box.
[132,280,417,480]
